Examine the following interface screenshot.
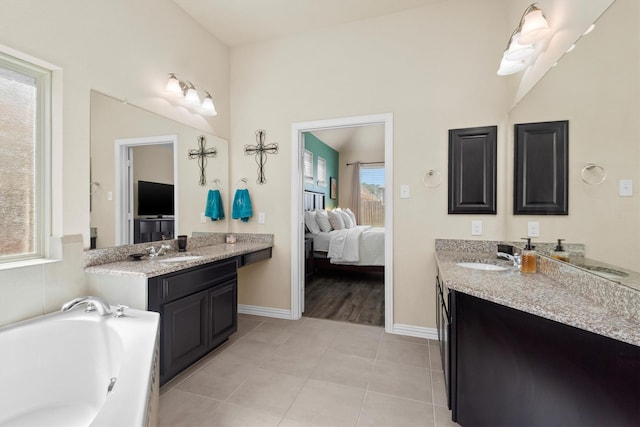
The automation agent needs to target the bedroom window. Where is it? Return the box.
[303,150,314,183]
[360,164,385,227]
[0,52,51,262]
[317,157,327,187]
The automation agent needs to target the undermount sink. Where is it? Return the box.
[158,255,204,263]
[456,262,508,271]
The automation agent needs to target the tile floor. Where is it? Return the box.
[159,314,460,426]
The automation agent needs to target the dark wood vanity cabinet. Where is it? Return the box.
[148,258,238,385]
[435,274,452,410]
[445,290,640,426]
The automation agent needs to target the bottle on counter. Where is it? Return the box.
[551,239,570,262]
[520,237,537,273]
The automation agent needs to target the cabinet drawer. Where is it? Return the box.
[160,258,237,303]
[240,247,272,267]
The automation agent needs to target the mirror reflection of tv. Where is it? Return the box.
[137,180,174,217]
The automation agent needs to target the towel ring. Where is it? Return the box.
[210,179,222,189]
[423,170,442,188]
[236,178,248,188]
[581,163,606,185]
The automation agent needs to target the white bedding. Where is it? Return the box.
[313,226,384,266]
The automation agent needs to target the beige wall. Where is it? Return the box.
[230,0,509,327]
[0,0,230,326]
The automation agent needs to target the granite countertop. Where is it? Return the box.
[85,240,272,278]
[435,248,640,347]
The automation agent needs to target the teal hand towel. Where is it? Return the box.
[204,189,224,221]
[232,189,253,222]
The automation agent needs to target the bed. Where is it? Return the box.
[304,190,384,273]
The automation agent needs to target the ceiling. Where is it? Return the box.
[173,0,440,47]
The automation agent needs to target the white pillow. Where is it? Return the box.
[304,210,321,234]
[340,210,353,228]
[328,209,345,230]
[345,208,357,226]
[315,210,332,232]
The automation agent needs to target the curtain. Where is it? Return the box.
[350,161,361,223]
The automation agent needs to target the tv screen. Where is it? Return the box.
[137,180,174,217]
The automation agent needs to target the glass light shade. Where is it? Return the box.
[201,94,218,116]
[504,32,535,61]
[519,9,551,44]
[184,85,200,105]
[497,56,528,76]
[165,74,182,95]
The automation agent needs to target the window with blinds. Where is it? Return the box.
[317,157,327,187]
[359,164,385,227]
[303,150,313,183]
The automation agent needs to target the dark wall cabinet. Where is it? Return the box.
[448,126,497,214]
[514,120,568,215]
[134,218,174,243]
[441,289,640,426]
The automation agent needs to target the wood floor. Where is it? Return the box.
[303,270,384,326]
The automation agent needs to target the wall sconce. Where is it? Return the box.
[165,73,218,116]
[497,3,551,76]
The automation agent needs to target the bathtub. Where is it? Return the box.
[0,304,160,427]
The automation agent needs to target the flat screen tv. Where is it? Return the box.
[137,180,174,217]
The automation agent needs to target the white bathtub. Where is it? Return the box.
[0,304,160,427]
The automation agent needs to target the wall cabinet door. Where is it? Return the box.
[161,289,209,381]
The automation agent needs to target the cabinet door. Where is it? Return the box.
[161,289,209,381]
[209,279,237,348]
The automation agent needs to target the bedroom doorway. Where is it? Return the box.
[290,113,393,333]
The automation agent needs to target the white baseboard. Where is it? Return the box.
[238,304,293,320]
[392,323,438,341]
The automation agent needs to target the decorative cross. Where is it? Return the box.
[188,135,217,186]
[244,129,279,184]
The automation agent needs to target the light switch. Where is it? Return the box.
[107,191,113,201]
[258,212,266,224]
[471,220,483,236]
[527,221,540,237]
[400,184,410,199]
[619,179,633,197]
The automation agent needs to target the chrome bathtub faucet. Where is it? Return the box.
[61,296,113,316]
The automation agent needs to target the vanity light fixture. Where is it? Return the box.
[165,73,218,116]
[497,3,551,76]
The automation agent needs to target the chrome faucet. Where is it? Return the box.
[61,296,113,316]
[497,251,522,267]
[147,244,171,257]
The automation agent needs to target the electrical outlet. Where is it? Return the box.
[200,212,206,223]
[471,220,483,236]
[527,221,540,237]
[107,191,113,201]
[258,212,265,224]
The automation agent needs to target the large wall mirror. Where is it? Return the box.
[505,0,639,290]
[90,91,229,249]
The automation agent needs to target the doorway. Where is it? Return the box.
[114,135,178,246]
[290,113,394,333]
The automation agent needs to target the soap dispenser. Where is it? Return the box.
[520,237,537,273]
[551,239,570,262]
